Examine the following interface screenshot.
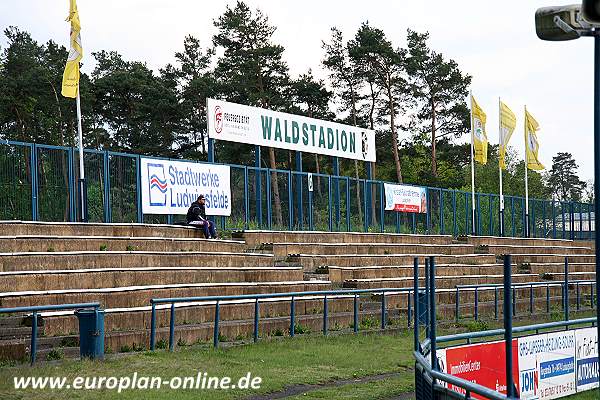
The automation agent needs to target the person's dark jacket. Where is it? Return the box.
[186,201,206,223]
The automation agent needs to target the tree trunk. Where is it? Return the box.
[387,84,402,183]
[269,147,283,226]
[368,83,378,226]
[431,97,437,178]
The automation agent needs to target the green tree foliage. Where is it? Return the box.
[547,152,586,201]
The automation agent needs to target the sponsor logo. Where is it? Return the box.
[576,357,599,387]
[520,367,539,399]
[214,106,223,134]
[361,131,368,160]
[148,163,167,206]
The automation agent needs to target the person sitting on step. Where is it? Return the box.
[186,194,217,239]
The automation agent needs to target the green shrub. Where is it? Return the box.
[46,348,64,361]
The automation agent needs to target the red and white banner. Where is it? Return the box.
[384,183,427,213]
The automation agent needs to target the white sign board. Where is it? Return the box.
[207,98,376,162]
[518,330,576,399]
[140,158,231,216]
[384,183,427,214]
[575,328,599,392]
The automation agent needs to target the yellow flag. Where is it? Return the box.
[471,95,488,164]
[524,109,544,170]
[499,101,516,170]
[61,0,83,98]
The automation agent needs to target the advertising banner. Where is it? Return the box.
[384,183,427,213]
[206,98,376,162]
[140,158,231,216]
[518,331,576,399]
[440,340,519,399]
[575,328,599,392]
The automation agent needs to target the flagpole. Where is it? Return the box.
[469,91,476,235]
[499,97,504,237]
[524,105,529,238]
[76,89,87,222]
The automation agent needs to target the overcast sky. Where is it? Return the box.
[1,1,595,180]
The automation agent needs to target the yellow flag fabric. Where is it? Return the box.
[61,0,82,98]
[499,101,516,170]
[471,95,488,164]
[524,109,544,170]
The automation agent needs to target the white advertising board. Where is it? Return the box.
[518,330,576,399]
[206,98,376,162]
[384,183,427,214]
[575,327,599,392]
[140,158,231,216]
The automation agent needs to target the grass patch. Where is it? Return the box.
[0,332,415,400]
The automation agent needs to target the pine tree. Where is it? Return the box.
[548,152,586,201]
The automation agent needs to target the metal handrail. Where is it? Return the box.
[0,302,101,365]
[149,287,413,351]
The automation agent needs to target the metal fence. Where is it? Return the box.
[0,140,594,239]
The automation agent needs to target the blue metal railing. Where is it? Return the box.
[0,302,100,365]
[0,139,594,239]
[149,288,414,351]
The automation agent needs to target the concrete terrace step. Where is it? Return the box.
[267,242,475,257]
[234,230,454,247]
[343,273,541,289]
[0,280,333,309]
[0,251,275,272]
[478,244,593,256]
[0,235,246,253]
[527,263,597,274]
[0,266,304,292]
[286,253,498,272]
[512,254,596,264]
[459,235,580,247]
[328,264,520,282]
[0,221,207,238]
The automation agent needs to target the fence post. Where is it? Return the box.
[68,147,75,221]
[353,294,359,333]
[380,182,385,233]
[413,257,419,351]
[266,170,272,229]
[136,155,143,223]
[169,303,175,352]
[452,190,457,236]
[295,153,303,230]
[30,143,38,221]
[244,166,249,229]
[255,147,262,228]
[290,296,295,337]
[30,311,38,365]
[504,254,515,398]
[103,151,111,223]
[429,256,437,375]
[150,303,156,350]
[288,172,293,230]
[254,300,259,343]
[213,300,220,348]
[323,295,328,335]
[328,176,333,232]
[333,156,340,230]
[564,257,569,321]
[345,176,351,232]
[440,189,445,235]
[380,291,386,329]
[425,258,430,337]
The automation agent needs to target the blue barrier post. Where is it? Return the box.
[429,256,437,375]
[136,155,143,223]
[413,257,419,351]
[266,170,272,229]
[365,163,372,232]
[425,258,430,337]
[255,147,263,228]
[552,200,557,239]
[30,311,38,365]
[290,296,295,337]
[208,138,214,163]
[68,147,75,221]
[577,282,581,311]
[407,291,412,328]
[288,172,293,230]
[103,151,111,223]
[529,284,534,314]
[323,295,328,335]
[295,153,303,229]
[150,303,156,350]
[440,189,445,234]
[494,287,498,320]
[504,254,515,398]
[546,284,550,314]
[345,177,351,231]
[474,287,479,321]
[169,303,175,352]
[381,292,386,329]
[564,257,569,322]
[244,167,249,229]
[254,300,259,342]
[353,294,359,333]
[30,143,38,221]
[380,182,385,233]
[308,184,313,230]
[333,157,340,230]
[213,300,220,348]
[452,191,457,236]
[328,176,333,232]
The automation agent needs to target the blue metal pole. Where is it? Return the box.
[426,188,431,234]
[333,156,340,230]
[30,311,38,365]
[440,189,445,235]
[380,182,385,233]
[365,163,372,231]
[328,176,333,232]
[504,254,515,398]
[425,258,430,337]
[150,304,156,350]
[103,151,111,223]
[169,303,175,352]
[295,152,303,229]
[346,176,351,232]
[208,138,215,163]
[429,256,437,372]
[308,187,313,230]
[564,256,569,322]
[213,300,220,348]
[380,292,386,329]
[353,294,359,333]
[452,190,457,236]
[290,296,295,337]
[288,172,293,230]
[413,257,419,351]
[244,167,249,229]
[266,170,272,229]
[68,147,75,221]
[255,146,263,228]
[254,300,259,343]
[323,295,328,335]
[30,143,38,221]
[136,155,143,223]
[363,179,369,233]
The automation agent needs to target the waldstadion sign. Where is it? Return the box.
[207,98,376,162]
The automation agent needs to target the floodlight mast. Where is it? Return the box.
[536,4,600,393]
